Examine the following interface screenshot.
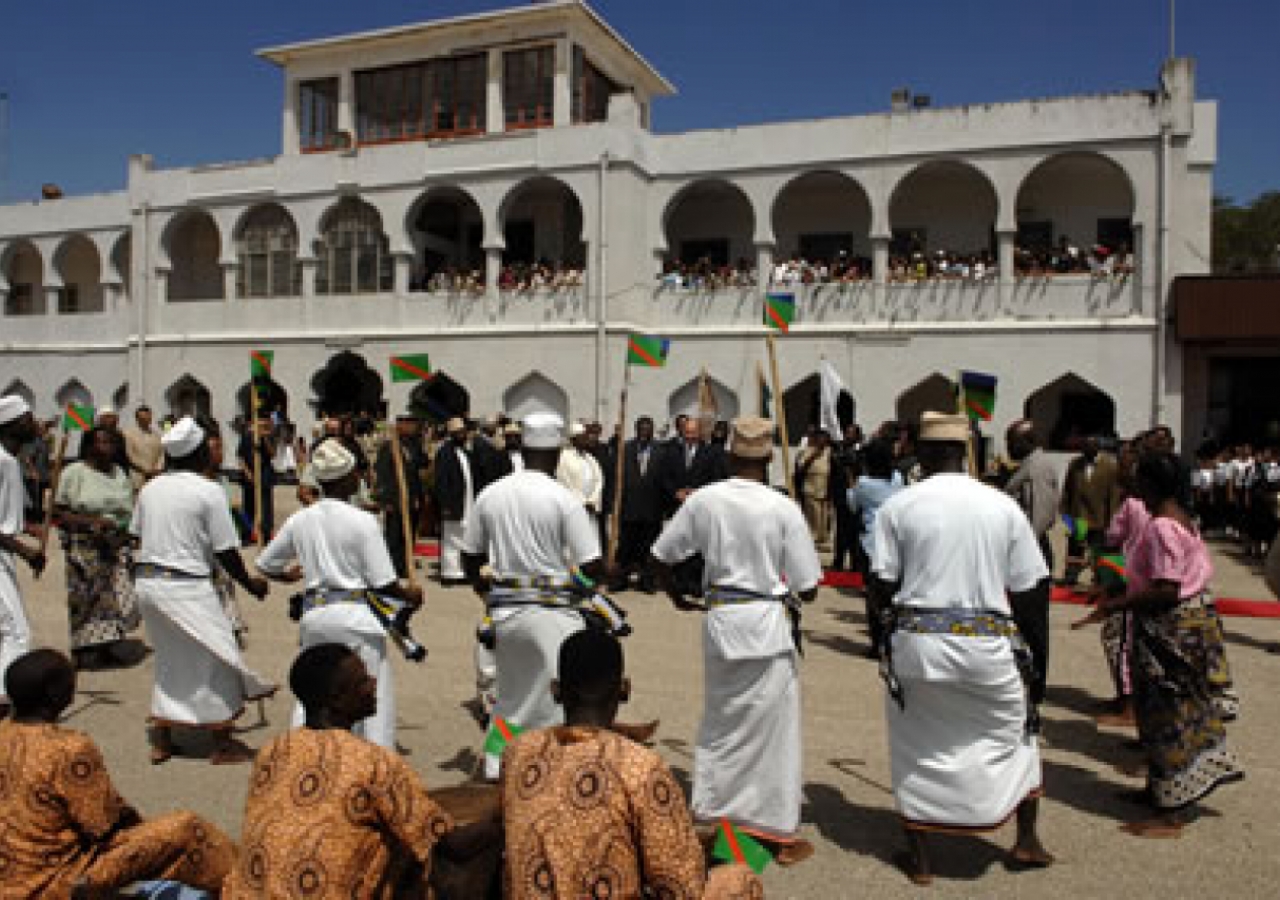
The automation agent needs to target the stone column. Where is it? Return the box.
[486,49,504,134]
[755,242,775,297]
[997,229,1016,309]
[553,39,572,128]
[484,245,503,300]
[871,235,890,319]
[44,286,62,316]
[300,258,319,299]
[222,263,239,302]
[393,253,413,296]
[337,70,355,138]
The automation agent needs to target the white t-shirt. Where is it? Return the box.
[872,473,1047,616]
[652,478,822,659]
[460,470,599,580]
[257,498,396,591]
[0,445,24,541]
[131,471,240,577]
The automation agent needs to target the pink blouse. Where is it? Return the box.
[1106,496,1150,559]
[1128,515,1214,599]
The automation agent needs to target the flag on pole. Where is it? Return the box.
[819,359,847,438]
[627,334,670,368]
[62,403,94,432]
[249,350,274,379]
[482,717,525,757]
[958,371,997,421]
[711,820,774,874]
[756,362,772,419]
[764,293,795,332]
[390,353,433,383]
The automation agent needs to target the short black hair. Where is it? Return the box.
[862,438,896,479]
[77,426,117,463]
[558,629,623,701]
[1136,450,1183,505]
[290,644,358,713]
[5,649,74,713]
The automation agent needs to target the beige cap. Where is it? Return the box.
[503,423,522,436]
[729,416,773,460]
[446,416,466,433]
[919,411,970,443]
[0,395,31,425]
[309,439,356,482]
[523,411,564,449]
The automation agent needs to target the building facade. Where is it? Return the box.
[0,0,1217,448]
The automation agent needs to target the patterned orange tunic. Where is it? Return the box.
[500,725,762,900]
[224,726,456,899]
[0,719,234,898]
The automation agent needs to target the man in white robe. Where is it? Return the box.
[871,411,1053,885]
[130,417,274,765]
[460,411,602,779]
[651,416,821,862]
[434,417,474,584]
[0,396,47,715]
[556,421,604,531]
[256,440,422,748]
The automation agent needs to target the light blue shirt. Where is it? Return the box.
[848,471,904,557]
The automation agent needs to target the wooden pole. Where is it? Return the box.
[251,381,265,545]
[606,361,630,569]
[38,431,69,560]
[389,424,419,586]
[766,334,795,497]
[956,376,978,477]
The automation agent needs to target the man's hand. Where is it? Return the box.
[245,576,270,600]
[283,565,304,583]
[24,547,47,577]
[401,583,424,609]
[668,592,704,613]
[675,488,692,503]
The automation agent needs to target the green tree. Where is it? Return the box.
[1213,192,1280,273]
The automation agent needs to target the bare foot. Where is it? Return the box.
[773,838,815,866]
[149,745,173,765]
[1120,819,1184,839]
[210,738,256,765]
[892,850,933,886]
[1007,844,1056,869]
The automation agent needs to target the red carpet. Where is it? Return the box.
[413,541,441,559]
[820,570,1280,619]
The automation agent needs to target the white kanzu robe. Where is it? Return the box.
[257,498,401,748]
[872,473,1049,830]
[131,472,274,726]
[652,477,822,839]
[439,450,473,580]
[0,445,32,700]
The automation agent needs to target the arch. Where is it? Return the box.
[1023,373,1117,452]
[783,373,856,443]
[888,160,998,258]
[498,177,585,267]
[235,203,300,298]
[410,371,470,423]
[111,233,132,297]
[309,351,384,417]
[667,374,739,425]
[663,179,755,268]
[315,197,392,295]
[407,186,485,290]
[771,171,873,266]
[2,239,45,315]
[166,374,211,420]
[55,378,94,412]
[237,378,289,420]
[895,373,957,427]
[2,379,35,409]
[1015,152,1136,256]
[165,210,223,302]
[503,371,569,421]
[53,234,104,314]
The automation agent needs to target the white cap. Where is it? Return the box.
[569,421,587,438]
[0,396,31,425]
[96,405,117,421]
[161,416,205,458]
[522,411,564,450]
[309,439,356,483]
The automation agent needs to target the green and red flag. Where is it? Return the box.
[390,353,433,383]
[626,334,670,368]
[1094,552,1128,594]
[483,717,525,757]
[764,293,795,332]
[711,820,774,875]
[959,370,997,422]
[249,350,274,379]
[1061,513,1089,543]
[62,403,94,432]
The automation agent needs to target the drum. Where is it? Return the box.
[428,783,503,900]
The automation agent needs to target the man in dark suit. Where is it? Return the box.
[374,415,426,579]
[656,416,729,594]
[608,416,664,593]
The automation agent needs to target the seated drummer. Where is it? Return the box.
[500,629,762,899]
[0,649,235,898]
[223,644,498,898]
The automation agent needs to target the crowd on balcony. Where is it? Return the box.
[1014,238,1134,280]
[411,259,586,295]
[658,257,758,291]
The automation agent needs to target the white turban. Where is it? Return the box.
[161,416,205,458]
[309,440,356,483]
[0,396,31,426]
[522,411,564,450]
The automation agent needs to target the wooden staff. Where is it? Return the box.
[955,376,979,477]
[388,423,419,585]
[37,430,70,562]
[251,381,265,545]
[606,361,631,569]
[766,334,795,497]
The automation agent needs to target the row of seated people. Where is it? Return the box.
[1014,240,1134,279]
[0,632,761,899]
[411,262,586,295]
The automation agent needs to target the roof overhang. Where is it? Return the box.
[1174,274,1280,342]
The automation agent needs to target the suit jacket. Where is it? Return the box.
[614,439,665,524]
[657,440,728,514]
[468,438,507,494]
[1061,452,1121,531]
[374,438,425,512]
[432,441,472,521]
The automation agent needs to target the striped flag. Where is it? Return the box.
[390,353,432,383]
[711,820,774,874]
[764,293,795,332]
[63,403,94,432]
[249,350,274,379]
[626,334,670,368]
[1095,552,1128,593]
[482,717,525,757]
[959,371,997,421]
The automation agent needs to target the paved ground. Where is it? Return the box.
[10,491,1280,897]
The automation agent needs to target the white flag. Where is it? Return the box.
[819,359,846,438]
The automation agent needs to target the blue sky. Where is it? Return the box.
[0,0,1275,204]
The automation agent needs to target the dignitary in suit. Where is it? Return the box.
[433,417,475,585]
[609,416,664,593]
[657,417,729,595]
[375,415,426,579]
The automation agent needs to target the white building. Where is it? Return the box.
[0,0,1216,449]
